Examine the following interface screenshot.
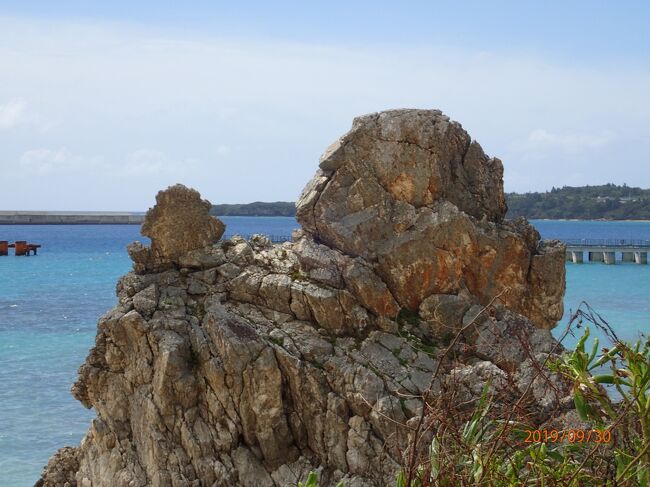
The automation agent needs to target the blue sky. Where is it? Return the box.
[1,1,649,210]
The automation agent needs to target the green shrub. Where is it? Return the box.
[401,305,649,486]
[552,325,650,485]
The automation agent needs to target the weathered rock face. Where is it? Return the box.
[297,109,564,329]
[128,184,225,273]
[39,110,569,487]
[297,109,506,231]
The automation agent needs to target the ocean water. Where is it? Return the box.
[1,217,648,486]
[531,220,650,347]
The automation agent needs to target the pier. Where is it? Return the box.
[564,239,650,264]
[0,241,41,256]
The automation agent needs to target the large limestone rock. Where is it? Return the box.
[128,184,225,273]
[297,109,506,231]
[39,110,570,487]
[296,109,564,329]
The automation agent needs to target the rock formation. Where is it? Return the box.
[39,109,569,487]
[127,184,225,274]
[296,110,564,329]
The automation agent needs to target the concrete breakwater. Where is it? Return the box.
[0,211,144,225]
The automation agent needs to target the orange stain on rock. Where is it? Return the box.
[388,173,416,201]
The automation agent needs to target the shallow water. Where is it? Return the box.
[533,219,650,347]
[0,218,647,485]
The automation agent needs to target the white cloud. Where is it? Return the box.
[0,99,26,129]
[0,15,648,207]
[508,129,620,162]
[124,149,199,176]
[525,129,617,153]
[124,149,168,175]
[216,145,231,156]
[19,148,106,175]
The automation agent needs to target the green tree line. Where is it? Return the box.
[506,183,650,220]
[211,184,650,220]
[210,201,296,217]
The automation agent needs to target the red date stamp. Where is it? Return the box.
[523,429,611,443]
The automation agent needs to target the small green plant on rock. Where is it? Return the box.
[297,472,318,487]
[397,328,436,357]
[297,472,344,487]
[392,347,409,366]
[290,264,308,281]
[397,308,421,326]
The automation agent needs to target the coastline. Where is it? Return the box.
[2,210,650,224]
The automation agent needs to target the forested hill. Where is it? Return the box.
[506,184,650,220]
[211,184,650,220]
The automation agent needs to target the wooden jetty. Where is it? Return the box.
[0,240,41,256]
[564,239,650,264]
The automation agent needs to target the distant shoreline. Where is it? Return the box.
[2,213,650,224]
[0,211,145,225]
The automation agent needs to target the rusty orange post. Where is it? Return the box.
[0,241,8,256]
[14,241,28,256]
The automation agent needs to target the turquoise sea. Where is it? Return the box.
[1,218,649,486]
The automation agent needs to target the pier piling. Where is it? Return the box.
[0,241,8,256]
[622,252,636,262]
[14,241,28,256]
[589,251,605,263]
[571,250,584,264]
